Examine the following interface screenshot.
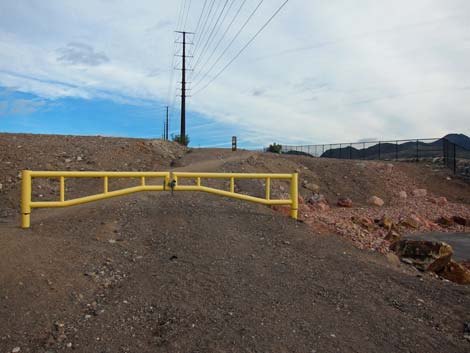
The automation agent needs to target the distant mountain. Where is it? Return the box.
[318,133,470,159]
[443,133,470,150]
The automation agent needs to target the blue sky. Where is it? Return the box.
[1,1,469,148]
[0,86,242,147]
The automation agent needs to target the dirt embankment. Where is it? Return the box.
[0,135,470,352]
[0,133,187,215]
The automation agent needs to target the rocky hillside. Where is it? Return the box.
[0,133,187,214]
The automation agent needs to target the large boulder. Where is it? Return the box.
[390,240,453,272]
[438,260,470,285]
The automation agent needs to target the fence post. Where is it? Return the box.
[349,143,352,159]
[395,141,398,160]
[290,173,298,220]
[339,144,342,159]
[453,143,456,174]
[378,142,381,160]
[416,139,419,162]
[363,142,365,159]
[21,170,32,229]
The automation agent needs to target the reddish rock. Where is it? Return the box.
[337,197,353,208]
[391,240,453,272]
[352,216,375,231]
[298,195,305,205]
[438,260,470,285]
[430,197,448,206]
[412,189,427,197]
[368,196,384,207]
[400,215,421,229]
[271,205,291,217]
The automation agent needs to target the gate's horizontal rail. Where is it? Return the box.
[173,172,293,179]
[20,170,298,229]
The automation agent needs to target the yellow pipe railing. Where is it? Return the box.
[20,170,298,228]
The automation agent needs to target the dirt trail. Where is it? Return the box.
[1,191,470,353]
[1,137,470,352]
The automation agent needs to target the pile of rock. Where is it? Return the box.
[391,239,470,285]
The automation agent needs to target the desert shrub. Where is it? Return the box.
[267,143,282,153]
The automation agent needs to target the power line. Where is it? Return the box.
[190,0,233,74]
[191,0,247,83]
[188,0,215,67]
[182,0,192,30]
[166,0,186,105]
[192,0,264,90]
[175,0,187,31]
[193,0,289,96]
[192,0,208,38]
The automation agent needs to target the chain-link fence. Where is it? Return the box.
[277,138,470,177]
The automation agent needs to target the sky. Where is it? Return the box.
[0,0,469,148]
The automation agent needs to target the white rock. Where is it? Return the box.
[368,196,384,207]
[12,348,20,353]
[412,189,427,197]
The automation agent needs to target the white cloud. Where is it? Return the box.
[0,0,469,146]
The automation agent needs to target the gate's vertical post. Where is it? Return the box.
[140,176,146,187]
[103,176,109,193]
[59,176,65,202]
[230,177,235,193]
[21,170,32,229]
[265,177,271,200]
[290,173,298,220]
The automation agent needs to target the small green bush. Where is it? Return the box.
[172,134,190,146]
[267,143,282,153]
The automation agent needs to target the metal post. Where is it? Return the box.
[378,142,381,160]
[349,143,352,159]
[416,139,419,161]
[453,143,456,174]
[339,144,342,159]
[290,173,298,220]
[363,142,365,160]
[21,170,32,229]
[103,176,109,193]
[265,177,271,200]
[395,141,398,160]
[59,176,65,202]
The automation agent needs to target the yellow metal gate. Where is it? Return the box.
[20,170,298,228]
